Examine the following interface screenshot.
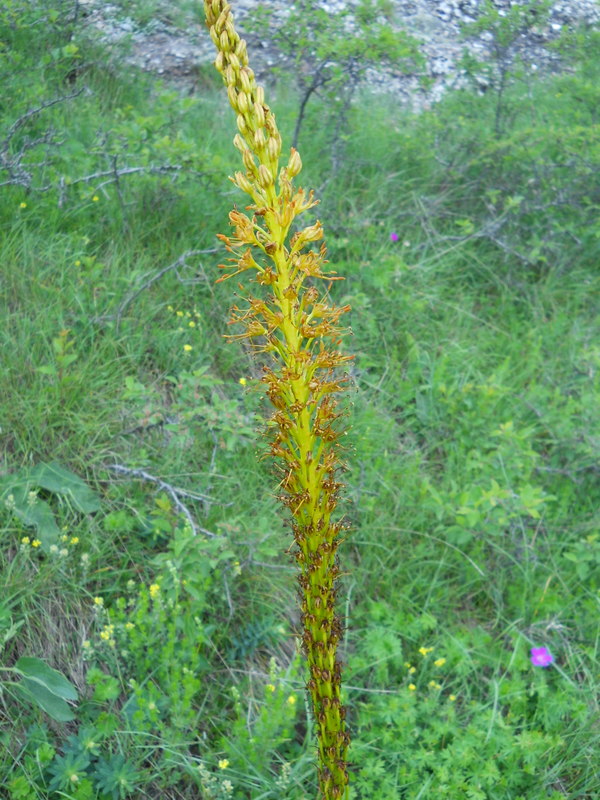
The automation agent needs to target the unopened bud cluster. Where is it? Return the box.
[204,2,352,798]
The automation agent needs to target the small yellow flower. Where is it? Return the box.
[404,662,411,668]
[108,639,116,648]
[21,536,31,545]
[266,683,276,692]
[167,305,174,312]
[92,195,99,202]
[408,684,416,691]
[449,694,456,701]
[70,536,79,545]
[183,344,192,352]
[434,658,446,667]
[31,539,41,548]
[188,320,196,327]
[409,666,416,674]
[100,631,110,640]
[149,583,160,598]
[82,640,91,649]
[239,377,247,386]
[176,310,184,317]
[61,534,69,542]
[75,260,81,267]
[218,759,229,770]
[125,622,135,630]
[20,202,27,209]
[287,695,296,705]
[419,646,434,656]
[93,596,104,606]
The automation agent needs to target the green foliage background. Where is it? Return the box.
[1,1,599,798]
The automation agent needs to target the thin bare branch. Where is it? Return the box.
[105,463,227,537]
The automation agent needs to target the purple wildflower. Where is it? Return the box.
[390,232,399,242]
[530,646,554,667]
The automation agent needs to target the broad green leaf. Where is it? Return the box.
[15,657,78,701]
[16,679,75,722]
[2,484,60,545]
[28,462,100,513]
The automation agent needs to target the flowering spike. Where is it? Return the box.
[202,3,352,798]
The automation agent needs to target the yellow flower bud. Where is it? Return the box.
[267,136,281,163]
[225,65,236,86]
[253,102,265,127]
[287,148,302,177]
[233,134,248,153]
[239,67,252,93]
[235,39,248,65]
[237,91,249,114]
[242,148,257,174]
[232,171,254,194]
[227,85,238,109]
[257,164,273,188]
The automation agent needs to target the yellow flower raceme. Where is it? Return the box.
[203,3,352,797]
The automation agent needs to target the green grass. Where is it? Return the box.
[1,2,599,799]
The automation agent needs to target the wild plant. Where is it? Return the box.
[203,1,353,796]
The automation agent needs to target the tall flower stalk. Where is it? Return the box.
[203,2,352,797]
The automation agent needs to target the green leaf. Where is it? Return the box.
[15,657,78,701]
[15,679,75,722]
[36,365,58,376]
[28,462,100,513]
[3,484,60,546]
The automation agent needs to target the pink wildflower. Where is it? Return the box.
[530,646,554,667]
[390,232,399,242]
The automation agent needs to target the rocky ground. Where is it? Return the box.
[78,0,599,107]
